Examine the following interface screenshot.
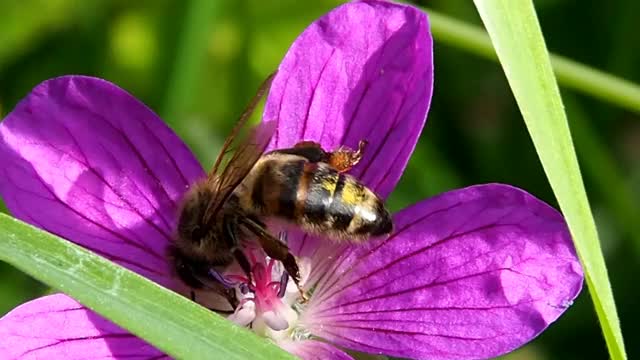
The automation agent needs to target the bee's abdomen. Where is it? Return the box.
[298,163,392,241]
[250,158,305,218]
[250,158,392,241]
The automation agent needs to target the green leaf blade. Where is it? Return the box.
[0,213,293,360]
[471,1,626,359]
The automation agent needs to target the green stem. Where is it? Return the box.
[426,8,640,114]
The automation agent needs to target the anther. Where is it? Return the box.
[278,271,289,298]
[278,231,288,244]
[208,268,235,288]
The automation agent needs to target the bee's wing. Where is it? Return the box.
[204,73,276,222]
[209,72,276,177]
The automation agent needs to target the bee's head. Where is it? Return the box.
[175,186,223,252]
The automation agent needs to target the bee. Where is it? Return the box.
[235,139,393,242]
[168,73,392,308]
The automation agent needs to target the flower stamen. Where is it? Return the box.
[277,271,289,298]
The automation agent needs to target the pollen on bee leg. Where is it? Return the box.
[328,139,368,173]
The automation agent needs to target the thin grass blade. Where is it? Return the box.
[472,1,626,358]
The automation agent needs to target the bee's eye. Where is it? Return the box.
[191,226,208,242]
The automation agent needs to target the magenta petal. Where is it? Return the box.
[302,184,583,360]
[264,0,433,199]
[0,76,204,287]
[280,340,353,360]
[0,294,167,360]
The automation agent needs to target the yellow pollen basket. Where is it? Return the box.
[340,181,365,205]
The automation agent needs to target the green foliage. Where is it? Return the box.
[473,1,626,358]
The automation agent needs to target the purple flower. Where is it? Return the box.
[0,1,583,359]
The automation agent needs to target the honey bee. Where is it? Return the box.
[235,139,393,241]
[168,73,393,307]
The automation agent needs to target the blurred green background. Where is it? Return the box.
[0,0,638,359]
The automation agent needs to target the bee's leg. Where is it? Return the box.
[277,263,289,298]
[232,248,253,283]
[240,218,307,302]
[223,217,254,285]
[214,309,235,315]
[185,267,238,309]
[327,139,368,173]
[221,286,239,310]
[278,243,290,301]
[172,257,232,308]
[170,245,239,309]
[168,244,208,289]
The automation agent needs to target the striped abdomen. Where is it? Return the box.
[240,154,392,242]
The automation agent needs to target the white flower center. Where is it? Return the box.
[225,250,312,343]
